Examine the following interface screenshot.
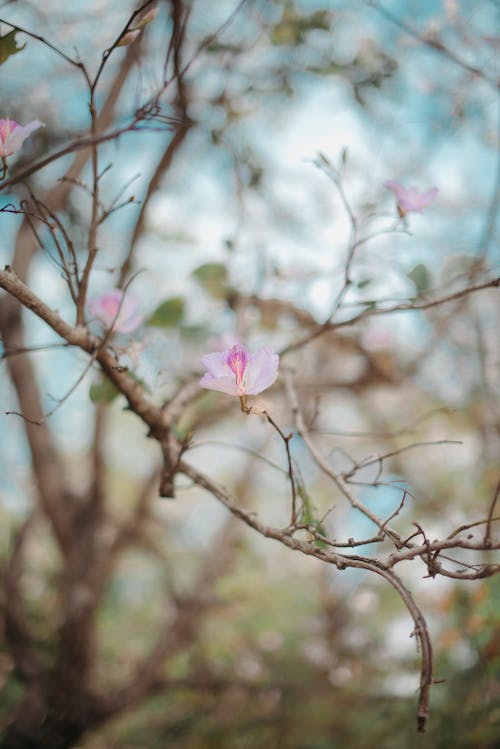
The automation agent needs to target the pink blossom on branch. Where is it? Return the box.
[87,289,143,334]
[0,118,44,158]
[384,180,438,215]
[200,343,279,399]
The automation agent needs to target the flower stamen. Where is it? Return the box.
[226,345,248,394]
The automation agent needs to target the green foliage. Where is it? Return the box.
[89,376,120,403]
[147,297,185,328]
[0,30,26,67]
[297,482,328,548]
[179,323,209,339]
[271,8,332,46]
[356,278,372,289]
[408,263,431,296]
[89,372,150,403]
[192,262,230,299]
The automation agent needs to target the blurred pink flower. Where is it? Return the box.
[384,180,438,215]
[0,118,43,158]
[87,289,142,334]
[200,343,279,397]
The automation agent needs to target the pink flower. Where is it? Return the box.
[87,289,143,334]
[0,118,44,158]
[200,343,279,397]
[384,180,438,215]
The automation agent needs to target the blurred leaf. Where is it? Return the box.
[408,263,431,296]
[90,371,149,403]
[89,377,120,403]
[303,10,331,31]
[272,22,303,46]
[298,483,328,549]
[0,30,26,67]
[147,297,185,328]
[171,422,193,441]
[248,165,263,188]
[206,42,241,55]
[272,9,331,46]
[307,61,344,76]
[179,323,209,340]
[356,278,371,289]
[192,262,229,298]
[210,129,221,145]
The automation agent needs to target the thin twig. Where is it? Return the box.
[485,480,500,547]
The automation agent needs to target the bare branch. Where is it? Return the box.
[178,458,434,731]
[365,0,500,89]
[281,276,500,355]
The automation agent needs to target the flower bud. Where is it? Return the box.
[132,6,159,30]
[116,29,141,47]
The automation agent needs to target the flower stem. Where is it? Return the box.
[239,396,251,414]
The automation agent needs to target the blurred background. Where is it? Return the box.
[0,1,499,747]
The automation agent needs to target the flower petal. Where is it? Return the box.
[200,343,279,399]
[201,350,230,377]
[200,372,238,395]
[115,312,143,334]
[421,187,438,206]
[87,289,142,333]
[384,180,404,198]
[244,347,279,395]
[385,180,438,214]
[3,120,43,156]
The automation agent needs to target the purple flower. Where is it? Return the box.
[200,343,279,397]
[0,118,44,158]
[87,289,143,334]
[384,180,438,215]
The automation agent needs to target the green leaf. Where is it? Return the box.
[206,42,240,55]
[307,62,344,76]
[0,30,26,67]
[89,377,120,404]
[408,263,431,296]
[192,262,229,299]
[147,297,184,328]
[271,9,330,46]
[356,278,371,289]
[304,10,331,32]
[248,165,263,188]
[180,324,209,340]
[271,22,303,46]
[296,483,327,547]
